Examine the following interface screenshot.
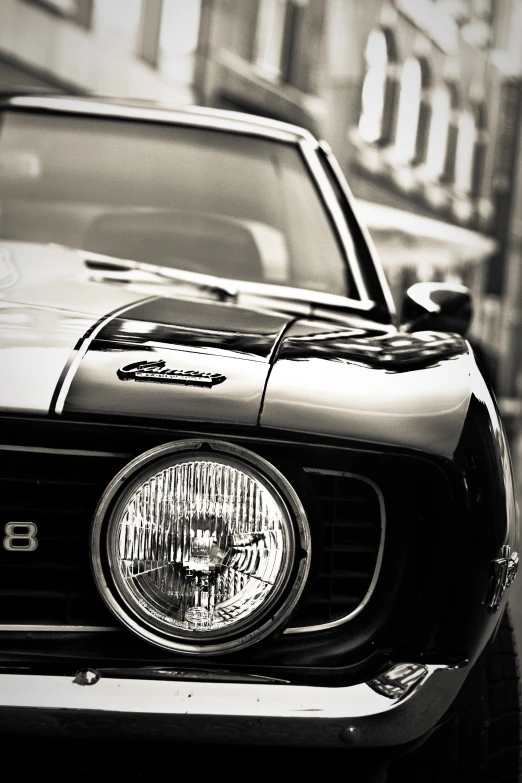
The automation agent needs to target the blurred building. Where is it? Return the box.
[0,0,203,102]
[198,0,522,410]
[196,0,328,132]
[324,0,522,410]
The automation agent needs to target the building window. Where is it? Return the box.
[23,0,93,28]
[228,1,261,63]
[139,0,201,69]
[471,102,487,199]
[441,83,461,183]
[454,109,477,194]
[159,0,202,58]
[394,57,424,164]
[284,0,325,94]
[358,28,397,145]
[254,0,288,80]
[425,85,452,180]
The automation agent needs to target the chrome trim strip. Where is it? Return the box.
[319,141,397,319]
[237,281,375,311]
[0,445,130,458]
[285,470,385,634]
[0,625,119,632]
[8,97,307,144]
[93,666,290,685]
[0,664,457,718]
[298,140,371,303]
[53,296,158,415]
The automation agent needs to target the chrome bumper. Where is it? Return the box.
[0,662,469,748]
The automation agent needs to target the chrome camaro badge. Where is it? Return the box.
[117,360,226,387]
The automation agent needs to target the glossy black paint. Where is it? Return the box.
[95,296,291,360]
[0,97,518,750]
[277,318,468,371]
[262,321,472,458]
[0,254,515,690]
[62,295,293,426]
[0,415,448,677]
[45,289,516,672]
[433,363,518,658]
[59,293,472,457]
[0,394,515,681]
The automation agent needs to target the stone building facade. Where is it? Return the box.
[0,0,202,102]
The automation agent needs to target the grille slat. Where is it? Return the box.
[289,469,383,628]
[0,448,383,633]
[324,543,377,553]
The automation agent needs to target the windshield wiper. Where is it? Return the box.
[82,250,238,303]
[80,248,386,323]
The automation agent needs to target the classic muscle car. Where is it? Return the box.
[0,94,519,780]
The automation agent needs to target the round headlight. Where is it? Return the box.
[92,440,310,654]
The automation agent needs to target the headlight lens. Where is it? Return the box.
[111,455,292,633]
[92,441,310,654]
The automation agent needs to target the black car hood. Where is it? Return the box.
[61,295,292,427]
[0,241,473,457]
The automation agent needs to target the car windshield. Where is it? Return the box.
[0,109,352,297]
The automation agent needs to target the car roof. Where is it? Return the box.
[1,93,316,145]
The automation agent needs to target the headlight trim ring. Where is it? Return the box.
[91,438,311,656]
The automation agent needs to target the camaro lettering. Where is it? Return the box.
[117,360,226,387]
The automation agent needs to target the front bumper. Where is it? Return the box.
[0,662,469,748]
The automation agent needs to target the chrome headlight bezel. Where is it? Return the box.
[91,439,311,655]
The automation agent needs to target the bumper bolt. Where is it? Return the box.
[340,726,362,745]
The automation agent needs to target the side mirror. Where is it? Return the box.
[401,282,473,336]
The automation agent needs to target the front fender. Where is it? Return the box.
[434,354,519,659]
[261,328,518,664]
[261,327,472,458]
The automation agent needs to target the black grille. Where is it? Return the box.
[291,469,382,627]
[0,447,383,631]
[0,448,126,627]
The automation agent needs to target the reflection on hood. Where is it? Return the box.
[278,326,468,372]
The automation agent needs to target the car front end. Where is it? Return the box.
[0,97,518,768]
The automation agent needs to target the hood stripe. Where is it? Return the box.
[53,296,159,415]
